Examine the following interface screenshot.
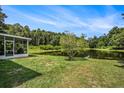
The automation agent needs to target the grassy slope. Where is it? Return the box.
[0,48,124,88]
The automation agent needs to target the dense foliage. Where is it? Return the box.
[0,6,7,33]
[88,26,124,49]
[5,23,63,46]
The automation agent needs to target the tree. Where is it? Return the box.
[0,6,7,33]
[80,33,86,39]
[80,33,89,48]
[96,34,109,48]
[23,25,30,37]
[107,27,124,48]
[88,36,98,48]
[13,23,23,36]
[60,31,85,60]
[30,29,41,46]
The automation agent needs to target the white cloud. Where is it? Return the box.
[43,5,120,31]
[23,14,57,25]
[87,14,118,30]
[3,5,124,37]
[4,6,57,26]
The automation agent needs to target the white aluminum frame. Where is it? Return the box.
[0,33,31,59]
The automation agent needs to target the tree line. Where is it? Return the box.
[5,23,88,47]
[88,26,124,49]
[0,6,124,49]
[5,23,64,46]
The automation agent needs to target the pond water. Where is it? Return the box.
[81,50,124,60]
[40,50,124,60]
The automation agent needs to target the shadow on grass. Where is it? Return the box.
[64,57,88,61]
[0,60,41,88]
[114,60,124,69]
[33,51,88,61]
[33,50,62,56]
[114,65,124,68]
[29,54,38,57]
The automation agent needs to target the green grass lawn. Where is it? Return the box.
[0,49,124,88]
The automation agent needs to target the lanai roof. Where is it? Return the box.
[0,33,31,40]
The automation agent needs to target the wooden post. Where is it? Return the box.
[4,36,6,57]
[27,40,29,55]
[13,38,15,56]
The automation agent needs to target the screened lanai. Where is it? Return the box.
[0,33,31,59]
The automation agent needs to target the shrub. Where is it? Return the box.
[40,45,62,50]
[60,32,86,61]
[29,46,40,49]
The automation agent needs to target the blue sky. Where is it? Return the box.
[2,5,124,37]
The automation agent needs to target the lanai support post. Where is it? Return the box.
[4,36,6,57]
[27,40,29,55]
[13,37,15,56]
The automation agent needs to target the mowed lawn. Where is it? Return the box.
[0,49,124,88]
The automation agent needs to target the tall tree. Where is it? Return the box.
[0,6,7,33]
[88,36,98,48]
[23,25,30,37]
